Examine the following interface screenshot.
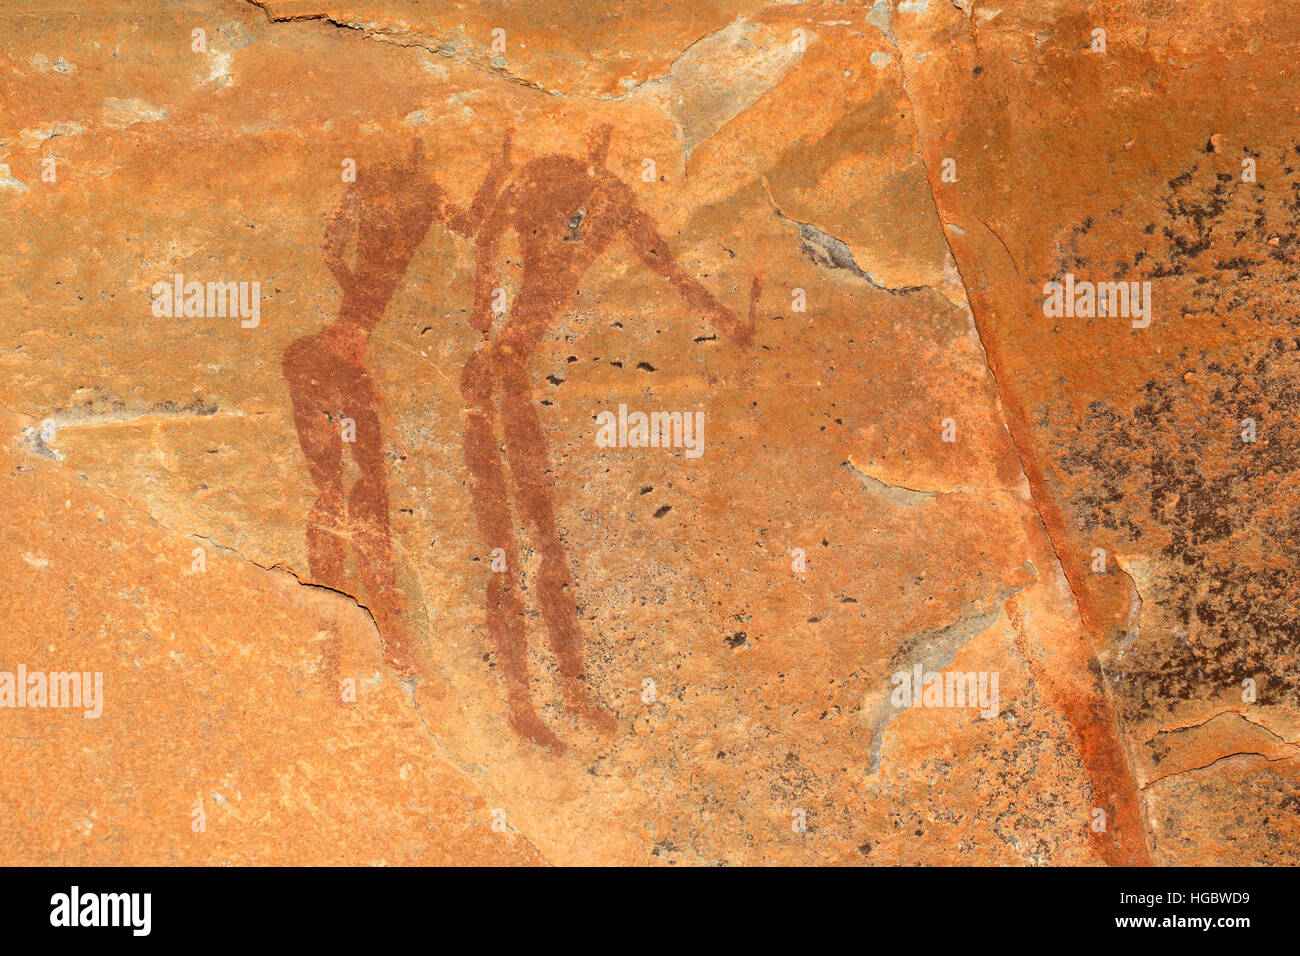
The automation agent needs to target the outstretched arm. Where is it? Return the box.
[467,182,515,332]
[621,193,753,345]
[323,185,361,293]
[443,130,514,239]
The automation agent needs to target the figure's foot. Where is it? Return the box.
[385,650,418,682]
[508,699,567,754]
[380,623,419,681]
[562,681,617,735]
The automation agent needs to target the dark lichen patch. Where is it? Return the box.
[1045,337,1300,721]
[1052,142,1300,324]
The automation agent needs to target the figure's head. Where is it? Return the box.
[356,138,431,208]
[587,123,613,171]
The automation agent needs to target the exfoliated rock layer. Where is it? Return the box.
[0,0,1293,865]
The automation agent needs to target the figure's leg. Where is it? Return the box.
[283,338,348,587]
[496,352,616,734]
[342,369,418,678]
[461,346,565,752]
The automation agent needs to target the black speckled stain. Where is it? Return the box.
[1049,337,1300,719]
[1040,143,1300,723]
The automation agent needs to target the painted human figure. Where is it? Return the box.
[461,125,756,751]
[285,136,511,678]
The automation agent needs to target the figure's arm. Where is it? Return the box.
[620,191,753,345]
[323,185,360,293]
[443,130,513,239]
[467,182,515,332]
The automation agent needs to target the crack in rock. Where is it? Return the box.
[841,459,936,506]
[864,578,1030,773]
[1149,709,1300,748]
[9,405,381,640]
[242,0,566,97]
[761,181,924,294]
[1142,750,1298,790]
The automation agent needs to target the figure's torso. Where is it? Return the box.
[510,158,627,304]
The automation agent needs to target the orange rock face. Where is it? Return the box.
[0,0,1294,865]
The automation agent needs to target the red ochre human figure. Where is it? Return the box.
[285,136,511,679]
[462,125,757,752]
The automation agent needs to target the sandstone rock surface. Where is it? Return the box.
[1,0,1294,865]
